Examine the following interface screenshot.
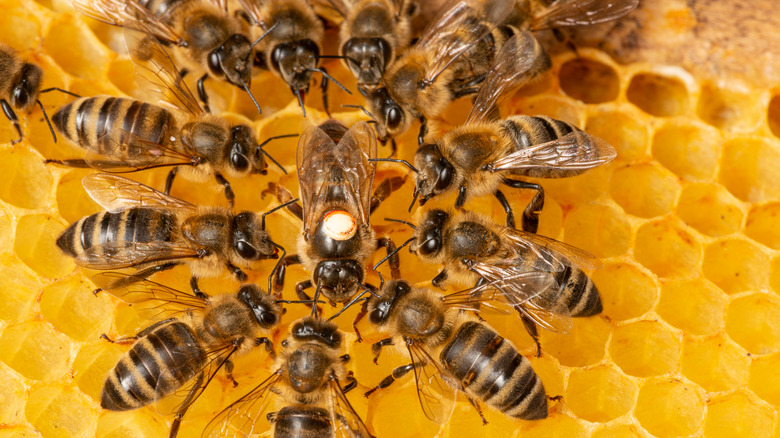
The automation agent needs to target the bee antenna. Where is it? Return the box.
[39,87,81,98]
[294,87,306,118]
[266,239,287,293]
[250,21,279,50]
[376,272,385,289]
[408,186,420,212]
[261,198,300,230]
[368,158,418,173]
[372,236,415,271]
[311,282,324,318]
[308,68,352,95]
[240,78,262,116]
[384,218,417,230]
[257,134,297,175]
[36,100,57,143]
[341,104,376,120]
[327,290,370,321]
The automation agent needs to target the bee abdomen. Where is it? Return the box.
[57,208,177,258]
[555,265,602,317]
[506,115,577,146]
[101,321,206,411]
[52,96,175,157]
[273,406,334,438]
[440,321,547,420]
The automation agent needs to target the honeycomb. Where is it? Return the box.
[0,0,779,437]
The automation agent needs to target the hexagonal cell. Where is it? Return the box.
[0,257,43,322]
[565,365,636,423]
[745,203,780,249]
[43,16,112,80]
[698,82,762,132]
[513,95,583,127]
[610,162,680,218]
[749,352,780,405]
[526,355,564,404]
[541,316,610,367]
[520,413,587,438]
[559,58,620,104]
[0,425,41,438]
[0,147,54,209]
[681,335,749,392]
[41,277,114,341]
[677,183,744,237]
[656,278,726,336]
[25,384,97,438]
[703,391,775,438]
[634,380,705,438]
[719,137,780,202]
[652,120,722,181]
[591,262,658,322]
[726,293,780,354]
[771,257,780,295]
[586,109,648,162]
[768,94,780,139]
[0,363,26,424]
[14,214,74,279]
[56,169,101,224]
[703,239,769,294]
[528,165,611,207]
[562,202,631,258]
[372,383,441,438]
[72,341,124,402]
[609,321,681,377]
[0,5,42,51]
[96,410,169,438]
[590,424,644,438]
[443,401,519,438]
[0,214,12,253]
[0,321,72,381]
[634,218,701,279]
[627,72,690,117]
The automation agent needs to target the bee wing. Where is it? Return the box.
[201,0,229,12]
[309,0,349,23]
[339,121,378,225]
[74,241,201,270]
[297,125,340,229]
[91,273,207,318]
[236,0,267,27]
[531,0,639,31]
[442,271,557,313]
[465,32,545,124]
[82,174,195,212]
[124,25,205,117]
[81,132,200,173]
[71,0,184,46]
[328,378,374,438]
[405,343,458,425]
[202,371,283,437]
[505,229,602,271]
[520,287,574,334]
[489,130,617,172]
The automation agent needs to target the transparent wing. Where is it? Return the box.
[237,0,266,27]
[518,286,574,334]
[406,343,458,425]
[339,121,378,225]
[82,173,195,212]
[465,32,544,124]
[531,0,639,31]
[91,273,206,318]
[71,0,184,45]
[202,371,284,438]
[328,378,374,438]
[296,125,340,231]
[489,130,617,172]
[81,132,200,173]
[74,241,201,270]
[309,0,349,22]
[442,271,557,313]
[505,228,602,271]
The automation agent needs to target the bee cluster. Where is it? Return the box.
[1,0,642,436]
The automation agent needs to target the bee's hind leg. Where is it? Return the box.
[502,178,544,234]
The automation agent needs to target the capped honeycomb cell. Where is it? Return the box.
[702,238,769,294]
[559,57,620,104]
[96,411,169,438]
[627,72,690,117]
[656,278,726,336]
[0,257,42,322]
[565,365,636,423]
[371,384,441,438]
[14,214,74,279]
[540,316,610,367]
[652,120,722,181]
[0,214,12,253]
[609,321,681,377]
[106,58,137,97]
[726,293,780,354]
[719,137,780,202]
[676,183,744,237]
[590,424,644,438]
[769,94,780,139]
[40,277,114,341]
[745,202,780,249]
[521,413,587,438]
[25,384,97,438]
[71,341,124,402]
[681,335,749,392]
[0,4,42,50]
[562,202,631,258]
[703,391,775,438]
[634,218,701,278]
[591,262,658,322]
[697,82,763,132]
[0,363,26,424]
[749,352,780,405]
[0,147,54,210]
[586,108,648,162]
[610,162,680,218]
[0,321,72,381]
[443,403,520,438]
[43,16,112,81]
[56,169,101,223]
[634,380,705,438]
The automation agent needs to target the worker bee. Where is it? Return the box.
[387,208,602,356]
[203,316,373,437]
[71,0,267,113]
[364,277,552,424]
[46,33,289,207]
[404,31,617,232]
[96,275,285,438]
[238,0,351,116]
[507,0,639,33]
[57,174,292,295]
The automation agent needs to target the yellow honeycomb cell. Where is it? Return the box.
[703,238,770,294]
[652,120,722,181]
[634,218,701,278]
[25,384,96,438]
[719,137,780,202]
[745,202,780,249]
[609,321,681,377]
[681,335,749,392]
[0,425,41,438]
[703,391,775,438]
[562,202,631,258]
[43,16,112,81]
[591,262,658,322]
[71,341,123,402]
[96,411,169,438]
[0,321,72,381]
[529,165,611,207]
[14,214,73,279]
[590,424,644,438]
[697,82,763,132]
[40,277,113,341]
[55,170,101,224]
[634,380,705,438]
[749,352,780,405]
[0,214,12,253]
[627,72,690,117]
[586,108,648,162]
[676,182,744,237]
[539,316,610,367]
[726,293,780,354]
[558,57,620,104]
[565,365,636,422]
[656,278,726,335]
[0,257,43,322]
[514,94,583,127]
[769,94,780,139]
[0,148,54,210]
[772,257,780,294]
[521,413,587,438]
[0,363,26,424]
[610,162,680,218]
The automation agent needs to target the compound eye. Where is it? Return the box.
[387,107,402,130]
[270,46,285,73]
[261,312,278,326]
[235,240,259,259]
[419,233,441,256]
[230,153,250,171]
[435,160,454,192]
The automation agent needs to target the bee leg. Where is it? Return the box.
[339,354,351,363]
[376,237,400,279]
[371,338,393,364]
[295,280,316,311]
[224,359,238,387]
[352,300,369,343]
[169,372,204,438]
[342,374,358,393]
[1,99,23,144]
[519,311,543,357]
[465,395,488,425]
[370,176,406,214]
[432,270,448,290]
[93,263,180,295]
[214,172,235,208]
[454,185,468,209]
[43,158,90,167]
[255,336,276,359]
[320,67,331,116]
[188,277,206,299]
[267,411,279,424]
[164,167,179,195]
[101,317,177,344]
[494,190,516,229]
[364,363,418,397]
[417,116,427,145]
[197,74,211,114]
[273,254,302,295]
[502,178,544,234]
[226,262,248,282]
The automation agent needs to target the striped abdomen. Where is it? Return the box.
[440,321,547,420]
[52,96,177,158]
[273,406,334,438]
[101,321,206,411]
[516,255,602,318]
[57,208,177,259]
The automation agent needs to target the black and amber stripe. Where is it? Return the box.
[56,208,177,258]
[273,406,334,438]
[101,321,206,411]
[440,321,547,420]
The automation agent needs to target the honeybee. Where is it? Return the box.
[96,276,284,438]
[57,174,291,295]
[508,0,639,33]
[46,33,289,207]
[402,31,617,232]
[203,316,373,437]
[389,208,602,356]
[71,0,266,113]
[238,0,351,116]
[364,277,551,424]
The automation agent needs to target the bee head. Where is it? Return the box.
[368,279,411,326]
[341,37,392,87]
[12,63,42,112]
[227,125,266,176]
[410,209,449,259]
[291,316,342,348]
[208,34,253,89]
[237,284,280,329]
[270,40,319,96]
[366,86,405,139]
[413,143,455,205]
[313,259,363,303]
[233,212,278,261]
